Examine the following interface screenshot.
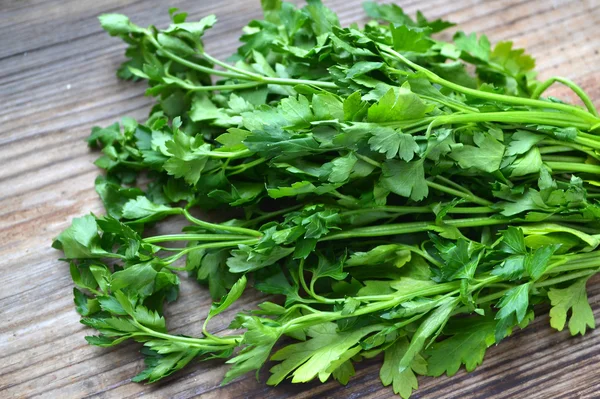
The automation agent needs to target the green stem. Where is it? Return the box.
[146,33,337,89]
[531,77,599,117]
[205,149,253,159]
[227,158,268,176]
[542,155,587,163]
[183,209,263,237]
[322,216,592,241]
[145,35,245,79]
[426,112,592,133]
[282,283,461,332]
[241,205,304,227]
[381,47,600,124]
[200,51,264,79]
[321,216,505,241]
[538,145,579,154]
[435,175,474,195]
[133,319,241,347]
[574,137,600,152]
[545,161,600,175]
[189,82,265,92]
[164,239,259,266]
[339,205,494,218]
[144,234,253,243]
[534,269,597,288]
[426,181,493,206]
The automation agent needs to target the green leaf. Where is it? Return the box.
[449,130,505,173]
[279,95,315,128]
[207,275,247,321]
[132,347,200,383]
[368,84,433,122]
[391,25,434,53]
[111,262,158,297]
[491,41,536,77]
[164,15,217,36]
[310,254,348,283]
[268,323,379,385]
[454,31,490,62]
[363,2,415,25]
[73,288,100,316]
[381,159,428,201]
[425,315,496,377]
[122,196,177,221]
[95,176,144,219]
[415,11,455,33]
[267,181,317,199]
[346,61,384,79]
[492,255,526,280]
[343,91,369,122]
[312,93,344,121]
[506,130,545,156]
[368,127,419,161]
[227,246,295,273]
[525,244,560,281]
[52,215,111,259]
[496,283,530,323]
[327,152,358,183]
[499,227,527,254]
[380,337,426,399]
[99,14,142,36]
[548,277,596,336]
[510,147,543,178]
[398,298,458,372]
[433,238,481,281]
[346,244,410,267]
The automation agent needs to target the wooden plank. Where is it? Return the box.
[0,0,598,398]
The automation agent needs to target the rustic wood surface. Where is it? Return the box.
[1,0,600,398]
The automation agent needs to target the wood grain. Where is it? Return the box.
[1,0,599,398]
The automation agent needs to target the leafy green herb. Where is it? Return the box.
[54,1,600,398]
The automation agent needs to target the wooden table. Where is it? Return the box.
[1,0,600,398]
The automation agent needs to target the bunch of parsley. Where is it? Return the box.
[53,1,600,396]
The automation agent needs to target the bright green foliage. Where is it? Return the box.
[53,1,600,396]
[548,277,596,335]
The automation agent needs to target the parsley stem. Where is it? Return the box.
[227,157,268,175]
[146,33,337,89]
[298,259,333,303]
[531,76,599,117]
[261,76,338,89]
[200,51,264,79]
[182,209,263,237]
[240,205,304,227]
[339,205,494,218]
[426,181,493,206]
[144,234,253,243]
[189,82,265,91]
[381,47,600,124]
[435,175,474,195]
[132,320,241,347]
[426,112,592,132]
[534,269,597,288]
[205,149,253,158]
[539,142,600,160]
[282,282,461,332]
[544,161,600,175]
[542,155,586,163]
[322,216,592,241]
[352,157,493,206]
[145,35,246,79]
[354,153,381,168]
[164,239,259,266]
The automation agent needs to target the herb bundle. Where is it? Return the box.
[53,1,600,396]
